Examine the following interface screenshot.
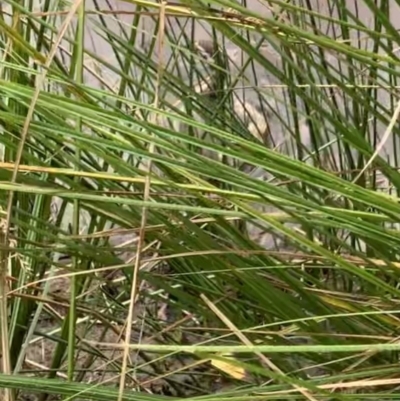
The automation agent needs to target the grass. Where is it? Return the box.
[2,0,400,400]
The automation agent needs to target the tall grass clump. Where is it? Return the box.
[1,0,400,400]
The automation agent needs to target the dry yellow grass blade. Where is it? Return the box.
[210,354,247,381]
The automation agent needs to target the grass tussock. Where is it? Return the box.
[1,1,400,400]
